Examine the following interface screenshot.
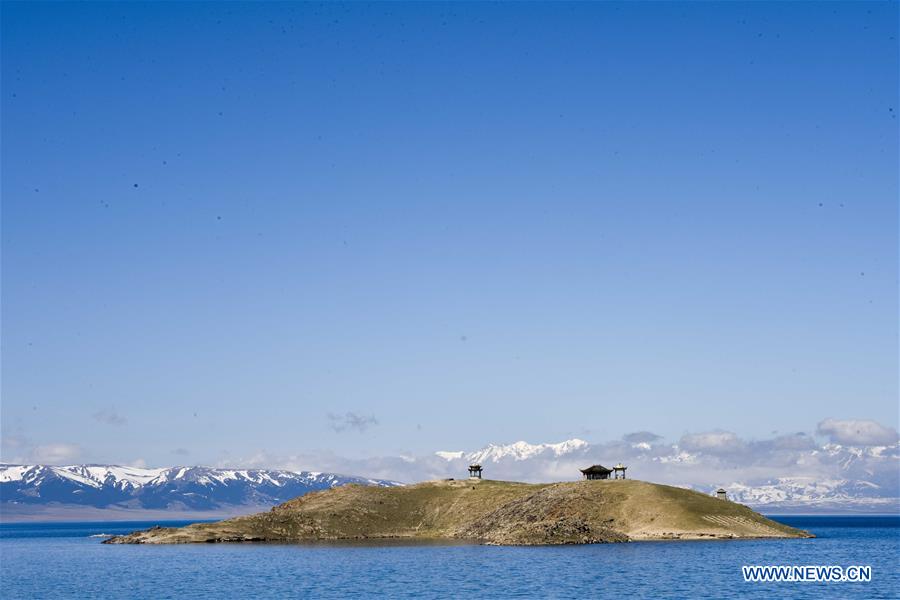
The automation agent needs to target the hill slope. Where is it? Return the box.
[105,479,812,545]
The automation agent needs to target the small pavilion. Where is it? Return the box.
[468,464,483,479]
[613,463,627,479]
[580,465,612,480]
[716,488,727,500]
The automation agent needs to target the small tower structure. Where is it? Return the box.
[468,464,483,480]
[613,463,627,479]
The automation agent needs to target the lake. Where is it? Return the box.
[1,516,897,598]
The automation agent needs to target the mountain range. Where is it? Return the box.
[0,464,401,520]
[3,431,897,519]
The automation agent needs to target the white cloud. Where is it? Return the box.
[622,431,663,445]
[0,433,29,456]
[816,418,899,446]
[435,451,464,461]
[679,430,744,454]
[1,433,83,465]
[327,412,378,433]
[29,443,81,464]
[92,407,127,426]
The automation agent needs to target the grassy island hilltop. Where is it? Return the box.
[104,479,812,545]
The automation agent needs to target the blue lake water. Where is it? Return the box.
[1,516,897,598]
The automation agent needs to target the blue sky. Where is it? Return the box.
[2,2,897,468]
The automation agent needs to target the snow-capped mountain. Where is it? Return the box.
[718,477,898,512]
[0,464,402,513]
[436,439,590,464]
[5,435,896,516]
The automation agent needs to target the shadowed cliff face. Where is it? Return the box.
[104,479,813,546]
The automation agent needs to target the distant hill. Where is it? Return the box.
[0,464,402,520]
[105,478,813,545]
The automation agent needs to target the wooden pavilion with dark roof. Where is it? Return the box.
[580,464,613,480]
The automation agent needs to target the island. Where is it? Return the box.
[104,479,813,545]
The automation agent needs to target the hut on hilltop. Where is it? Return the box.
[580,465,613,480]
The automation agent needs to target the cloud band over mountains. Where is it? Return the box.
[216,418,899,510]
[4,418,897,511]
